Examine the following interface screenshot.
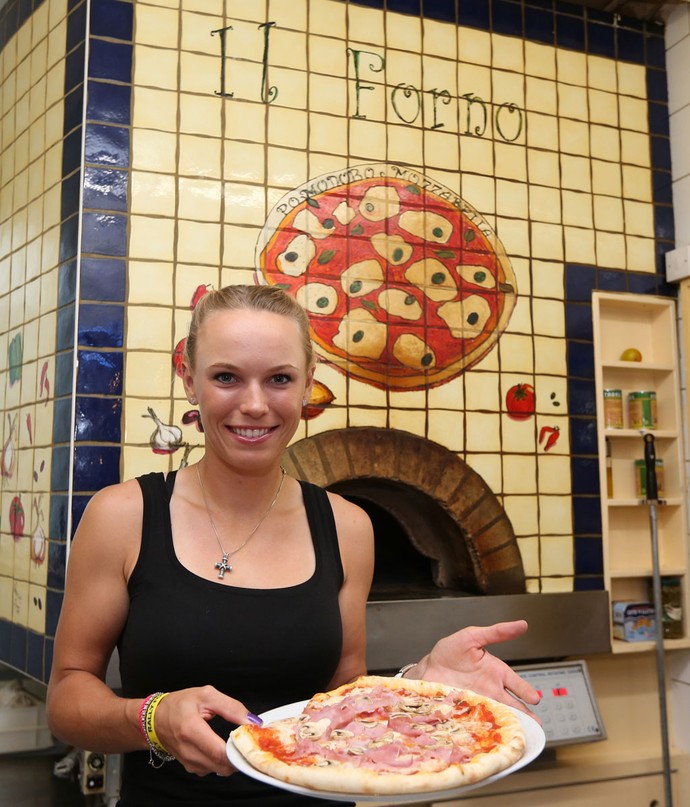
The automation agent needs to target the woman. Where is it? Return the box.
[47,285,539,806]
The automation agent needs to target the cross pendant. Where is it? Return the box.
[215,552,232,579]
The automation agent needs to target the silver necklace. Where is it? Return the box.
[195,462,287,579]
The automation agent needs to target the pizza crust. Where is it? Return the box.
[231,675,525,796]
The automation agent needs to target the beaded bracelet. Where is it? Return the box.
[394,662,418,678]
[138,692,175,767]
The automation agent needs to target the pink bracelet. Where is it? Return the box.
[138,694,156,741]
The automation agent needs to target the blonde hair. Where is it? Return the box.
[184,284,315,371]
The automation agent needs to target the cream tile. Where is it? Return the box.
[179,93,222,137]
[589,89,618,127]
[134,46,178,91]
[540,534,574,574]
[388,62,423,113]
[493,67,525,111]
[501,415,537,454]
[270,28,307,72]
[621,130,651,168]
[12,579,29,626]
[525,112,559,151]
[423,19,457,60]
[618,95,648,134]
[122,445,174,481]
[223,140,264,184]
[427,409,464,453]
[624,199,654,238]
[502,454,537,495]
[458,62,492,101]
[27,584,46,633]
[465,412,501,452]
[32,395,55,447]
[180,9,219,54]
[504,296,533,340]
[591,159,622,197]
[564,226,596,265]
[226,0,266,23]
[519,537,541,579]
[388,388,426,410]
[129,215,176,261]
[424,130,459,171]
[128,262,175,306]
[617,61,646,99]
[0,535,13,578]
[509,256,531,299]
[389,408,426,435]
[424,55,458,98]
[540,576,573,593]
[124,353,173,398]
[174,134,220,179]
[309,74,347,118]
[626,236,656,273]
[175,268,218,307]
[622,165,652,203]
[126,306,174,351]
[386,13,421,53]
[561,189,593,227]
[556,49,586,85]
[467,453,502,493]
[135,4,180,49]
[266,147,308,189]
[130,171,176,217]
[310,0,346,37]
[525,76,557,115]
[495,217,529,258]
[176,219,221,264]
[347,5,385,47]
[47,19,67,71]
[531,299,564,338]
[224,59,264,103]
[534,336,567,375]
[178,177,222,221]
[225,100,266,142]
[595,231,627,269]
[223,224,262,268]
[460,137,494,177]
[587,55,617,92]
[269,0,307,31]
[539,497,573,535]
[491,32,523,73]
[527,149,559,188]
[224,183,266,226]
[179,52,218,95]
[494,179,526,219]
[385,123,422,165]
[593,195,624,232]
[267,106,308,149]
[560,155,591,193]
[504,495,539,536]
[464,371,500,412]
[530,260,563,301]
[427,375,464,410]
[309,35,348,81]
[31,1,49,46]
[458,28,490,66]
[559,118,589,157]
[306,114,347,159]
[132,87,178,132]
[499,335,534,374]
[524,41,555,79]
[528,185,561,224]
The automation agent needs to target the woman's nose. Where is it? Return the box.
[239,383,269,414]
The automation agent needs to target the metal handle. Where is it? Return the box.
[644,432,658,501]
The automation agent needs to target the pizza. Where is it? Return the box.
[256,166,517,391]
[230,675,525,795]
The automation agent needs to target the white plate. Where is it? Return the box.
[226,699,546,803]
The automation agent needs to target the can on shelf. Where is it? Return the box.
[652,577,684,639]
[634,458,664,498]
[603,389,624,428]
[628,391,657,429]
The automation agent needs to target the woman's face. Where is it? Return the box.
[183,307,313,471]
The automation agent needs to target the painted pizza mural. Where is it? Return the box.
[256,164,517,391]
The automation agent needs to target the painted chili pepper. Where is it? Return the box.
[539,425,560,451]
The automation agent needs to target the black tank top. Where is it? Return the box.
[117,471,349,806]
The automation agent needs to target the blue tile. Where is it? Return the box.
[56,303,75,351]
[570,418,598,455]
[565,302,593,340]
[628,272,659,295]
[48,539,67,589]
[617,28,644,63]
[387,0,420,14]
[525,7,554,44]
[596,269,626,292]
[649,102,670,136]
[58,259,77,306]
[656,279,678,300]
[52,397,73,443]
[493,1,523,37]
[653,171,673,204]
[422,0,456,22]
[55,351,75,397]
[587,21,614,57]
[556,13,584,50]
[586,7,610,23]
[556,2,582,15]
[27,631,45,681]
[61,173,81,224]
[656,239,673,275]
[574,575,604,591]
[51,445,72,491]
[565,264,595,302]
[75,396,122,442]
[0,621,10,664]
[574,536,604,574]
[568,378,597,416]
[85,123,130,167]
[458,0,490,29]
[64,84,84,135]
[646,33,666,69]
[647,69,668,104]
[73,445,122,491]
[61,128,82,178]
[9,624,27,670]
[571,457,600,495]
[655,204,675,241]
[83,167,129,212]
[18,0,31,28]
[66,0,87,52]
[81,258,127,302]
[49,495,69,543]
[65,41,86,93]
[89,39,133,83]
[86,80,131,124]
[71,495,92,535]
[78,303,124,347]
[567,340,594,378]
[45,589,63,638]
[572,496,602,535]
[651,135,672,172]
[351,0,383,7]
[77,349,124,395]
[81,212,128,256]
[90,0,133,41]
[45,638,54,684]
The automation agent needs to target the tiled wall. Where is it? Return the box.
[0,0,675,682]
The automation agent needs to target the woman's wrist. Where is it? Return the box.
[395,662,418,679]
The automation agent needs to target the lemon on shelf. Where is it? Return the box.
[620,348,642,362]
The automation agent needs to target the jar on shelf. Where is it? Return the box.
[603,389,624,428]
[634,458,664,498]
[628,391,657,429]
[655,577,684,639]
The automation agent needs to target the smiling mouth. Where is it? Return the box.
[230,426,275,439]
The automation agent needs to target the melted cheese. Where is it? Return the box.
[370,233,413,265]
[393,333,436,370]
[359,185,401,221]
[438,296,492,338]
[398,210,453,243]
[340,259,385,297]
[333,309,387,359]
[293,208,337,240]
[277,234,316,276]
[404,259,457,302]
[459,264,495,289]
[378,288,422,321]
[296,282,338,315]
[333,200,356,225]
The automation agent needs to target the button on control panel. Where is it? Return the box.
[513,660,606,747]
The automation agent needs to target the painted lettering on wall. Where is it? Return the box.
[212,21,524,144]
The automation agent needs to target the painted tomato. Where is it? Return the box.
[506,383,535,421]
[9,495,24,541]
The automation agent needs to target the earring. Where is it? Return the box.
[190,398,197,405]
[302,398,308,406]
